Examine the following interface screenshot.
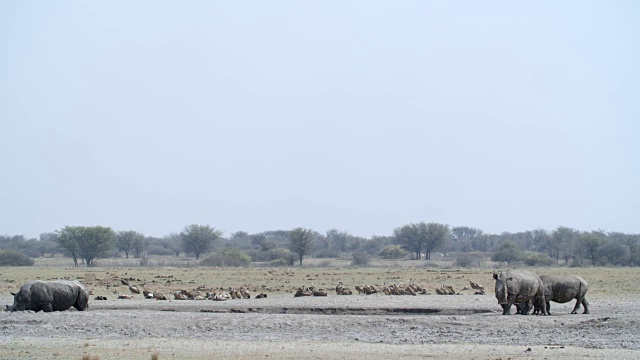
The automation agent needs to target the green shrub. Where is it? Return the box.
[378,245,406,259]
[522,251,554,266]
[248,248,294,262]
[0,249,34,266]
[268,258,289,267]
[200,248,251,267]
[491,241,522,264]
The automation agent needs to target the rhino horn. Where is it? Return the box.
[492,273,498,280]
[10,292,16,296]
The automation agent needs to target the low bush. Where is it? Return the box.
[146,244,175,256]
[454,252,485,268]
[522,251,554,266]
[139,253,150,267]
[200,248,251,267]
[0,249,34,266]
[248,248,294,262]
[378,245,406,259]
[269,258,290,267]
[351,251,371,266]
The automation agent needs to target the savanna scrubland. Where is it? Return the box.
[1,258,640,360]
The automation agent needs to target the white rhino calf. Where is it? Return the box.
[493,270,547,316]
[7,280,89,312]
[534,275,590,315]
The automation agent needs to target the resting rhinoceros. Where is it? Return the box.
[493,270,547,315]
[532,275,590,315]
[6,280,89,312]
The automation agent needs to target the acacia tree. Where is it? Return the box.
[451,226,481,241]
[289,227,314,266]
[492,240,522,264]
[115,230,145,258]
[180,224,223,260]
[579,231,605,266]
[55,226,115,267]
[548,226,575,266]
[164,233,182,257]
[393,223,425,259]
[133,236,146,258]
[55,227,81,267]
[424,222,450,260]
[37,232,59,257]
[531,228,550,252]
[450,226,482,252]
[326,229,350,253]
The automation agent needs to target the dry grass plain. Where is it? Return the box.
[1,258,640,359]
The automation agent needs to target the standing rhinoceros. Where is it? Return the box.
[493,270,547,316]
[533,275,589,315]
[6,280,89,312]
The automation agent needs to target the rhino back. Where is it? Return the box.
[505,270,543,302]
[46,281,85,311]
[540,275,588,303]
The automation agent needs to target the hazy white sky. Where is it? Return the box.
[1,1,638,239]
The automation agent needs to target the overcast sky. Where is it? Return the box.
[1,1,638,239]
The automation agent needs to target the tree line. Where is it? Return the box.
[0,223,638,267]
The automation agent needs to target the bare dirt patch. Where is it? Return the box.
[2,293,639,359]
[1,266,640,359]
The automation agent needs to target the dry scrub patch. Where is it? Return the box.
[2,264,638,297]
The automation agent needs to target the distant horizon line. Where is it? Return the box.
[4,224,638,240]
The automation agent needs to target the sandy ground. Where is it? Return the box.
[1,293,639,360]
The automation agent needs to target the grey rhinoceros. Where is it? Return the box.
[493,270,547,315]
[6,280,89,312]
[532,275,590,315]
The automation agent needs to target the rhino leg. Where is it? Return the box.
[532,300,543,315]
[41,303,53,312]
[501,298,515,315]
[545,301,551,315]
[537,293,548,316]
[571,300,581,314]
[571,296,591,314]
[582,298,590,314]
